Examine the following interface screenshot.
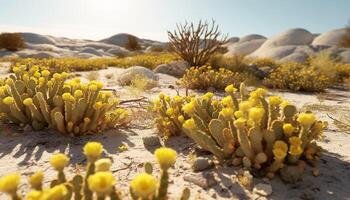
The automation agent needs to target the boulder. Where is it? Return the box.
[21,32,56,45]
[119,66,159,85]
[107,47,129,56]
[280,51,309,63]
[239,34,266,43]
[225,39,266,56]
[250,28,314,59]
[100,33,139,47]
[153,60,190,77]
[312,28,348,46]
[0,50,16,57]
[79,47,103,57]
[251,45,297,60]
[227,37,239,43]
[340,50,350,63]
[16,50,59,58]
[76,53,98,59]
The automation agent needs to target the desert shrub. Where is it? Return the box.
[179,66,257,90]
[179,83,325,182]
[125,35,141,51]
[13,53,179,72]
[263,62,333,92]
[0,142,190,200]
[0,66,130,135]
[168,20,227,67]
[208,54,247,72]
[245,57,280,69]
[0,32,25,51]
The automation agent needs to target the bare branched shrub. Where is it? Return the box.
[167,20,227,67]
[125,35,141,51]
[0,33,25,51]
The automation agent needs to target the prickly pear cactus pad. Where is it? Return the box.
[175,83,326,181]
[0,65,130,135]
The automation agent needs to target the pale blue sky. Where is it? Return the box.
[0,0,349,41]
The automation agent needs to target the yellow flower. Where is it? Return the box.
[34,71,41,78]
[83,142,103,161]
[248,107,264,122]
[289,145,303,156]
[50,153,69,171]
[46,184,68,200]
[73,90,83,98]
[89,84,98,91]
[297,112,316,127]
[2,96,15,105]
[53,73,61,80]
[154,147,177,170]
[177,115,185,123]
[5,78,14,85]
[95,158,112,172]
[225,84,237,93]
[174,95,182,103]
[96,81,104,89]
[41,70,50,77]
[221,96,233,107]
[289,137,302,146]
[283,123,295,136]
[94,102,103,109]
[234,118,246,127]
[239,101,252,112]
[29,171,44,188]
[166,108,174,116]
[12,67,20,73]
[62,93,74,102]
[269,96,283,106]
[183,119,196,130]
[23,98,33,106]
[219,108,234,118]
[182,101,196,114]
[0,173,20,193]
[273,141,288,152]
[88,172,115,194]
[130,173,157,199]
[158,92,165,99]
[234,110,244,118]
[252,88,267,98]
[273,148,287,160]
[26,190,43,200]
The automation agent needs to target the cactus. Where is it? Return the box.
[0,66,130,135]
[0,143,187,200]
[179,83,326,181]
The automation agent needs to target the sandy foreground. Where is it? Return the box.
[0,65,349,200]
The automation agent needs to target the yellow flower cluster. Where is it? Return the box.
[179,66,253,90]
[13,52,178,73]
[0,142,184,200]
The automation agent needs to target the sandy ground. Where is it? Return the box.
[0,65,350,200]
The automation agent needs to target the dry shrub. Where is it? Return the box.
[168,20,227,67]
[338,21,350,48]
[0,33,25,51]
[125,35,141,51]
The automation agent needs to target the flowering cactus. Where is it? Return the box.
[179,83,326,181]
[0,66,130,135]
[0,142,189,200]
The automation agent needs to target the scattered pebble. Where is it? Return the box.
[253,183,272,197]
[142,136,161,147]
[191,157,213,172]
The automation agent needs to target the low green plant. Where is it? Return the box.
[0,66,129,135]
[0,142,190,200]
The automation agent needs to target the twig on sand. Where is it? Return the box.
[327,114,350,132]
[119,97,149,105]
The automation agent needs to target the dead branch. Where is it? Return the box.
[167,19,227,67]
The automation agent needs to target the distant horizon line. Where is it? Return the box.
[0,25,345,43]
